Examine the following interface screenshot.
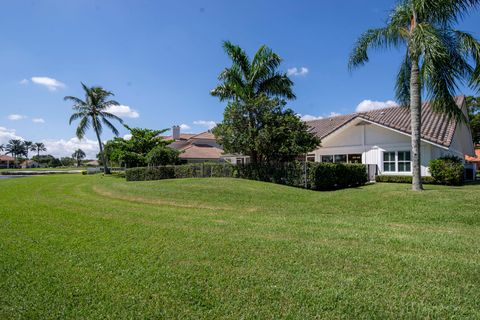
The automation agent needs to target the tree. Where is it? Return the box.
[349,0,480,191]
[23,141,33,160]
[0,144,4,153]
[5,139,27,166]
[211,42,318,163]
[65,83,124,174]
[31,142,47,157]
[104,125,170,167]
[146,146,180,166]
[213,96,320,163]
[466,96,480,144]
[72,149,86,167]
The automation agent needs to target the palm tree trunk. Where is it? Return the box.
[94,127,110,174]
[410,57,423,191]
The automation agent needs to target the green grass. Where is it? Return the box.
[1,175,479,319]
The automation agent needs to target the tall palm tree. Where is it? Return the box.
[349,0,480,191]
[32,142,47,158]
[5,139,27,166]
[65,83,123,174]
[23,141,33,160]
[211,41,296,163]
[72,149,86,167]
[0,144,4,153]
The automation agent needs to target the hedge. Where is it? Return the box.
[308,163,368,190]
[126,163,234,181]
[126,161,368,191]
[375,175,435,184]
[429,156,464,186]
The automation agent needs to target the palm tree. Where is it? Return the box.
[65,83,123,174]
[23,141,33,160]
[5,139,27,167]
[349,0,480,191]
[211,41,296,163]
[0,144,4,153]
[72,149,86,167]
[31,142,47,158]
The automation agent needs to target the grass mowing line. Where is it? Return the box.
[91,184,258,212]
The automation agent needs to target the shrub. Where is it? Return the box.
[81,170,87,175]
[146,146,180,166]
[375,175,435,184]
[428,156,464,186]
[308,163,367,190]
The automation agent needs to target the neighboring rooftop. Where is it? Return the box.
[0,155,15,161]
[307,96,466,148]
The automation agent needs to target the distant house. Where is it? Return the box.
[20,160,40,169]
[0,155,15,169]
[165,125,249,164]
[306,96,475,179]
[465,145,480,171]
[85,160,100,167]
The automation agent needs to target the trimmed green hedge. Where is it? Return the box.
[375,175,435,184]
[126,163,234,181]
[126,161,368,191]
[308,163,368,190]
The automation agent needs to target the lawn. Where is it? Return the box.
[1,175,479,319]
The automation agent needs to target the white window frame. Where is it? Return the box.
[397,151,411,172]
[382,151,412,173]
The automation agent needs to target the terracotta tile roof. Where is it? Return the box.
[190,131,216,140]
[178,144,224,159]
[307,96,465,148]
[162,133,196,141]
[0,155,15,161]
[465,147,480,162]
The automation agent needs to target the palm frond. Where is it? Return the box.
[76,117,90,139]
[101,112,124,124]
[69,112,86,125]
[257,74,296,100]
[395,53,412,107]
[101,118,120,136]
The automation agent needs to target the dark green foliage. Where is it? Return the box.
[126,163,234,182]
[146,146,180,166]
[234,162,306,187]
[466,96,480,144]
[308,163,368,190]
[32,155,62,168]
[375,175,435,184]
[429,156,465,185]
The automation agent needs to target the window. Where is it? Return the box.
[236,158,245,165]
[334,154,347,163]
[398,151,411,172]
[348,154,362,163]
[321,155,334,163]
[383,152,396,172]
[306,154,315,162]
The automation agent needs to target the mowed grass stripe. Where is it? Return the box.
[1,175,479,319]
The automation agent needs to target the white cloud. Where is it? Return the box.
[7,114,27,121]
[19,79,29,85]
[31,77,66,91]
[123,134,132,140]
[32,118,45,124]
[328,112,341,117]
[0,127,22,144]
[179,123,191,130]
[42,137,99,159]
[105,105,139,119]
[193,120,216,130]
[287,67,309,77]
[355,99,397,112]
[299,114,323,121]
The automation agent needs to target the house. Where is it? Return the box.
[0,155,15,169]
[306,96,475,179]
[85,160,100,167]
[465,145,480,171]
[166,125,249,164]
[20,160,39,169]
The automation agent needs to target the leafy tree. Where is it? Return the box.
[0,144,4,153]
[213,96,320,163]
[72,149,86,167]
[349,0,480,191]
[5,139,27,166]
[60,157,76,167]
[104,125,170,167]
[466,96,480,144]
[65,83,124,174]
[146,146,180,166]
[211,42,318,163]
[32,154,61,168]
[31,142,47,157]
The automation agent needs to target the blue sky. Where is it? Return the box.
[1,0,479,158]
